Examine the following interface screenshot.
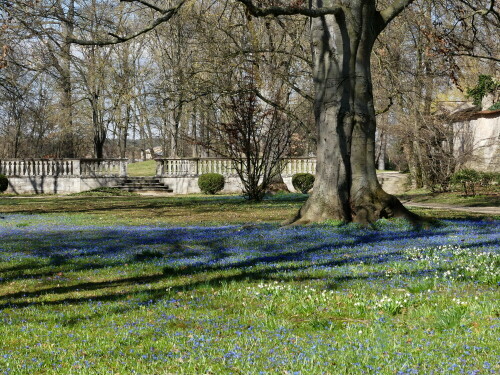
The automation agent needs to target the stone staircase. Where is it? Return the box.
[115,177,173,194]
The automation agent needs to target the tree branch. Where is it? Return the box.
[457,0,500,26]
[452,52,500,63]
[380,0,415,26]
[235,0,343,18]
[120,0,167,14]
[68,0,187,45]
[254,89,308,132]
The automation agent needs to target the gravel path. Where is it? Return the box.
[404,202,500,215]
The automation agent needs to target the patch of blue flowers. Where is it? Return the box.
[0,216,498,275]
[0,215,499,374]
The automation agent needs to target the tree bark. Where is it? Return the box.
[289,0,418,224]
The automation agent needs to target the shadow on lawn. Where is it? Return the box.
[0,222,495,314]
[0,265,452,314]
[0,195,307,216]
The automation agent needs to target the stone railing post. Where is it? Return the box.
[73,159,81,176]
[119,159,128,177]
[155,159,164,177]
[191,158,199,176]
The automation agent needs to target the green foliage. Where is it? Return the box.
[198,173,225,194]
[436,306,468,331]
[451,169,480,184]
[451,169,499,196]
[478,171,499,186]
[1,219,498,373]
[0,174,8,193]
[49,254,68,266]
[451,169,480,196]
[488,102,500,111]
[292,173,315,194]
[466,75,499,106]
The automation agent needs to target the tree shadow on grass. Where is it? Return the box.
[0,263,453,314]
[0,195,296,215]
[0,262,124,284]
[0,221,497,318]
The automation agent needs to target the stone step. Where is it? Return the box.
[115,176,173,193]
[116,183,166,188]
[115,186,173,192]
[123,178,161,183]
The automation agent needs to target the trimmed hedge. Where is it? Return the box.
[198,173,225,195]
[292,173,315,194]
[0,174,8,193]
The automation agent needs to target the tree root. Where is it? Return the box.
[284,190,431,228]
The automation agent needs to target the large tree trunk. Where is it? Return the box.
[290,1,418,225]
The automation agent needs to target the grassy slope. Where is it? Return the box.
[127,160,157,176]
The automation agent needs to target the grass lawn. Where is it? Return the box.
[0,195,499,374]
[127,160,157,177]
[400,189,499,208]
[0,194,312,226]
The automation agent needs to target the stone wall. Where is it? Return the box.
[453,111,500,172]
[5,176,120,194]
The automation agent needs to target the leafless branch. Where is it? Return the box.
[380,0,415,26]
[235,0,343,18]
[120,0,167,14]
[68,0,187,45]
[452,52,500,62]
[254,89,307,131]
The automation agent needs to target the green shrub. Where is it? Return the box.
[0,174,8,193]
[451,169,481,196]
[466,75,499,106]
[488,102,500,111]
[198,173,225,194]
[478,171,494,186]
[292,173,315,194]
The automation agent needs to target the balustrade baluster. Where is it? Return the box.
[166,160,171,176]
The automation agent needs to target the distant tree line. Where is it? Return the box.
[0,1,498,213]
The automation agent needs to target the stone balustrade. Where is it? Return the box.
[0,157,313,178]
[0,159,127,177]
[80,159,128,177]
[281,158,316,176]
[155,158,239,177]
[154,157,317,177]
[0,157,407,195]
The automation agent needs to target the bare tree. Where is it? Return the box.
[208,71,292,201]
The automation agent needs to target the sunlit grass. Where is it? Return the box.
[401,188,499,207]
[127,160,156,176]
[0,193,497,227]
